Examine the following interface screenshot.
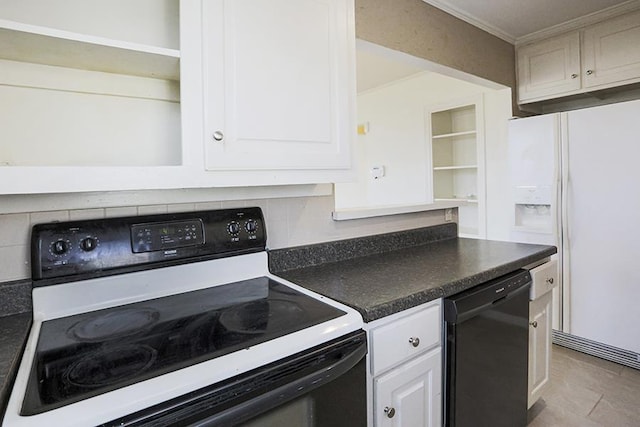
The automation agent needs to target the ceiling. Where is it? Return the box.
[422,0,631,42]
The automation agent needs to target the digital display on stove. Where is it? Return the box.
[20,278,346,416]
[130,220,205,253]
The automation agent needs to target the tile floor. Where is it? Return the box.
[527,344,640,426]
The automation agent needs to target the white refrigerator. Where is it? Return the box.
[507,99,640,361]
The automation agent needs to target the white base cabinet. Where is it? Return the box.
[366,300,442,427]
[528,290,552,408]
[527,259,558,408]
[374,349,442,427]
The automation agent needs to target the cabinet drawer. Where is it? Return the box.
[371,304,441,376]
[529,259,558,300]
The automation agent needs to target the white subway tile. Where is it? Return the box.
[0,245,30,282]
[69,209,105,221]
[194,201,222,210]
[242,199,269,216]
[30,210,70,225]
[0,213,30,246]
[220,200,245,209]
[265,220,289,250]
[137,205,168,215]
[167,203,196,214]
[267,199,288,222]
[105,206,138,218]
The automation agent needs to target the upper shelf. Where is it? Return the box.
[431,130,476,140]
[0,19,180,80]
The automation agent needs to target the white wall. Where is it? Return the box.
[0,193,449,283]
[484,88,514,241]
[335,72,513,237]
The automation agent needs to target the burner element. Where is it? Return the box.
[65,344,157,388]
[67,308,159,342]
[219,299,305,334]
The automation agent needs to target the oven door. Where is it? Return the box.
[101,330,367,427]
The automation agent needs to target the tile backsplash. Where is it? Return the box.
[0,195,451,283]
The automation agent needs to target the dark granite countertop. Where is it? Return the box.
[271,227,556,322]
[0,280,32,422]
[0,313,31,421]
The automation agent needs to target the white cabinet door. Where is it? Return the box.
[582,10,640,90]
[201,0,353,171]
[528,291,552,408]
[374,349,441,427]
[517,32,581,103]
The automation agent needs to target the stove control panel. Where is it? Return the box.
[31,208,266,283]
[131,220,205,253]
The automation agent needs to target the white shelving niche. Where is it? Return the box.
[0,0,184,194]
[428,97,485,238]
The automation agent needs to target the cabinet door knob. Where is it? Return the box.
[586,69,594,75]
[571,73,578,79]
[212,131,224,141]
[530,321,538,328]
[409,337,420,347]
[546,277,554,285]
[384,406,396,418]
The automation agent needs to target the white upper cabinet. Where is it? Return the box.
[0,0,185,195]
[179,0,355,185]
[517,32,581,103]
[0,0,356,194]
[582,11,640,90]
[516,9,640,105]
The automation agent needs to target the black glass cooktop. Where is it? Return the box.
[21,277,346,415]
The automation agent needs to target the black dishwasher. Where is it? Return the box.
[443,269,531,427]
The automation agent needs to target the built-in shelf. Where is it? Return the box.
[434,198,478,204]
[433,165,478,171]
[431,130,477,140]
[429,96,485,238]
[0,19,180,80]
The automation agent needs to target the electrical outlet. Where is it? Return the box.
[444,209,453,222]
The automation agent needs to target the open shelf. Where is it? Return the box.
[0,19,180,80]
[429,97,484,238]
[432,130,477,140]
[433,165,478,171]
[434,198,478,204]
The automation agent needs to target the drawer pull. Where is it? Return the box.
[409,337,420,347]
[384,407,396,418]
[530,321,538,328]
[546,277,554,285]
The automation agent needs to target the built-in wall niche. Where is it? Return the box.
[428,96,485,238]
[0,0,181,167]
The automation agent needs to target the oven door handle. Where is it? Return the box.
[193,341,367,427]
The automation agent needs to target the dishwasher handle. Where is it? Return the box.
[444,270,532,324]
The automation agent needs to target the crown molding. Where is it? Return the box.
[516,0,640,45]
[421,0,516,44]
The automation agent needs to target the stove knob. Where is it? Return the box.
[80,237,98,252]
[245,219,258,233]
[51,240,69,256]
[227,221,240,236]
